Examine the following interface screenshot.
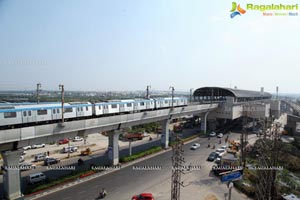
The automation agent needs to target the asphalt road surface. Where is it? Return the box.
[34,133,250,200]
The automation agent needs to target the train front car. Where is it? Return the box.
[0,103,61,128]
[0,106,22,127]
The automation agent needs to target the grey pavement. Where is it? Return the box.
[30,132,250,200]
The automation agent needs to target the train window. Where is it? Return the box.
[64,108,73,113]
[57,109,60,114]
[165,100,168,104]
[23,111,27,116]
[4,112,17,118]
[81,107,83,111]
[140,102,145,106]
[53,109,56,114]
[111,104,118,108]
[86,107,88,111]
[28,111,32,116]
[37,109,47,115]
[77,108,80,111]
[127,103,132,107]
[99,106,101,109]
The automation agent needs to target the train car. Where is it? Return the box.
[93,102,104,116]
[118,100,135,113]
[154,97,188,109]
[69,102,93,118]
[0,106,23,126]
[98,102,120,115]
[133,99,155,111]
[0,103,62,127]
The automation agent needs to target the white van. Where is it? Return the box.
[29,172,46,184]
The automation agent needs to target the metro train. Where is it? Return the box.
[0,97,188,128]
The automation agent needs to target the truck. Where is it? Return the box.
[123,133,143,141]
[80,148,92,156]
[212,154,241,176]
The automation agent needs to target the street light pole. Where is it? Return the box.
[67,140,70,158]
[190,88,193,103]
[146,85,151,99]
[59,84,65,124]
[36,83,42,104]
[170,86,174,108]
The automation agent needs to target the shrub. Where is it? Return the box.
[119,146,162,163]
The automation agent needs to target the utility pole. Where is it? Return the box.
[255,121,281,200]
[146,85,151,99]
[170,86,175,108]
[270,123,280,199]
[240,104,249,168]
[36,83,42,104]
[189,88,193,103]
[171,132,185,200]
[59,84,65,125]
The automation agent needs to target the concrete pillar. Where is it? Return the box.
[108,130,121,166]
[201,112,209,134]
[161,119,170,149]
[1,150,23,200]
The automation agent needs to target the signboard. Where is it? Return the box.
[221,171,242,183]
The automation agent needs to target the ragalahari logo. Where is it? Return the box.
[230,2,246,18]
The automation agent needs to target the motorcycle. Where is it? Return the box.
[98,190,107,199]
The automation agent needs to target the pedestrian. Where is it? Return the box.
[47,151,50,156]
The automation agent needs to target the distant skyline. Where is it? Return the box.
[1,0,299,93]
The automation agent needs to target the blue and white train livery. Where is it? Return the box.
[0,97,188,128]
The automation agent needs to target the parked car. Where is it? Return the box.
[20,163,36,171]
[73,136,83,142]
[217,133,224,138]
[28,172,46,184]
[44,158,60,166]
[58,138,69,144]
[23,146,31,150]
[207,152,218,162]
[209,132,216,137]
[132,193,155,200]
[190,143,201,150]
[62,146,78,153]
[34,153,48,162]
[143,132,150,137]
[216,149,226,156]
[31,143,45,149]
[21,151,26,155]
[220,145,227,150]
[215,155,222,164]
[19,156,25,163]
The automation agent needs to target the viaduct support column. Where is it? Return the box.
[201,112,209,134]
[161,119,170,149]
[1,150,22,200]
[108,130,121,166]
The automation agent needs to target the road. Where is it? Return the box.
[0,127,202,194]
[32,133,250,200]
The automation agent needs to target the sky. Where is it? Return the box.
[0,0,299,93]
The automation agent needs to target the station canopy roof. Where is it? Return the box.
[193,87,272,99]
